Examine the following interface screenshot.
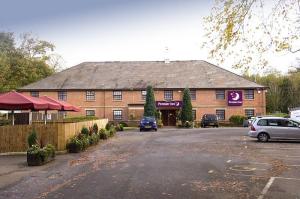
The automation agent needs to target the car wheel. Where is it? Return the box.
[258,133,269,142]
[154,128,157,131]
[140,128,143,132]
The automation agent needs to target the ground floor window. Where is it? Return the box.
[192,110,196,121]
[113,110,123,120]
[86,110,95,116]
[216,109,225,120]
[245,109,255,117]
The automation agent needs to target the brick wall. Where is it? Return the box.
[23,89,266,122]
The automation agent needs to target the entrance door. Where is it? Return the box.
[161,110,177,126]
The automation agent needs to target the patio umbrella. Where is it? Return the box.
[0,91,61,125]
[40,96,80,112]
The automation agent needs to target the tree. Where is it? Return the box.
[279,77,294,113]
[180,88,193,124]
[144,86,157,117]
[203,0,300,72]
[0,32,62,92]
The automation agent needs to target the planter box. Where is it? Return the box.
[27,152,55,166]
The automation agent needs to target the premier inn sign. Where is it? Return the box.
[228,91,243,106]
[156,101,182,108]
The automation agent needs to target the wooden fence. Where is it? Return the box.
[0,119,108,153]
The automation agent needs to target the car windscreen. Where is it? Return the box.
[205,115,217,120]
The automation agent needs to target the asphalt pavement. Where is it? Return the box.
[1,127,300,199]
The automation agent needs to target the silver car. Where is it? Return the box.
[248,116,300,142]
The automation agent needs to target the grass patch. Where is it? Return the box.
[123,127,138,131]
[63,116,99,123]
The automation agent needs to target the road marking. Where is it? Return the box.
[274,176,300,181]
[258,177,275,199]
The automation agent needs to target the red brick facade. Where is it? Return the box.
[23,88,266,124]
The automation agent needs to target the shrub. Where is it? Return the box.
[116,124,124,131]
[81,127,89,136]
[28,129,37,147]
[109,126,117,137]
[27,144,55,166]
[99,128,108,140]
[119,122,128,127]
[89,134,99,145]
[66,137,83,153]
[105,122,113,130]
[81,137,90,150]
[92,123,99,133]
[183,121,193,128]
[229,115,247,125]
[157,119,163,128]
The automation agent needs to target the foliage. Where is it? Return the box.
[81,127,89,136]
[99,128,108,140]
[105,122,113,130]
[27,144,55,166]
[109,126,117,137]
[66,137,83,153]
[245,71,300,113]
[180,88,193,125]
[89,133,99,145]
[27,129,37,147]
[63,116,99,123]
[119,121,128,127]
[157,119,163,128]
[92,123,99,134]
[183,121,193,128]
[116,123,124,131]
[203,0,299,72]
[229,115,247,125]
[0,32,63,92]
[0,119,11,126]
[144,85,157,117]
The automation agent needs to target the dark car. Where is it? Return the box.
[201,114,219,128]
[139,117,158,131]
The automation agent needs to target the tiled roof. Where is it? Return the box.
[20,60,265,90]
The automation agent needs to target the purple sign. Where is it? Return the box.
[156,101,182,108]
[228,91,243,106]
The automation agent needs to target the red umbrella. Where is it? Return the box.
[40,96,80,112]
[0,91,62,125]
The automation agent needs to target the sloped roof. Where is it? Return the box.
[20,60,265,90]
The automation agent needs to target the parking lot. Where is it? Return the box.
[1,127,300,199]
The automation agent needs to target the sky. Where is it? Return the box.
[1,0,298,74]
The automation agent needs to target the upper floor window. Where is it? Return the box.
[86,91,95,101]
[164,90,173,101]
[30,91,39,98]
[216,90,225,100]
[190,90,196,100]
[141,90,147,101]
[58,91,67,101]
[245,89,254,99]
[86,110,95,116]
[113,91,122,100]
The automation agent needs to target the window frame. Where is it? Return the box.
[190,90,196,100]
[245,109,255,118]
[216,109,225,120]
[141,90,147,101]
[245,89,255,100]
[216,90,225,100]
[164,90,173,101]
[113,90,122,101]
[192,110,197,121]
[113,110,123,120]
[30,91,39,98]
[58,91,67,101]
[86,109,95,116]
[86,90,96,101]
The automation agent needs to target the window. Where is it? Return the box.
[113,110,123,120]
[245,89,254,99]
[30,91,39,98]
[113,91,122,100]
[58,91,67,101]
[141,90,147,100]
[216,90,225,100]
[257,119,267,126]
[190,90,196,100]
[164,90,173,100]
[86,91,95,101]
[86,110,95,116]
[192,110,196,121]
[216,109,225,120]
[245,109,255,117]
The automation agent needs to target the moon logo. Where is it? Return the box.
[232,92,240,101]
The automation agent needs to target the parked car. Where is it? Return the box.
[248,116,300,142]
[201,114,219,128]
[139,117,157,131]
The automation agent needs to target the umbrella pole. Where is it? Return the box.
[44,110,47,125]
[12,110,14,126]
